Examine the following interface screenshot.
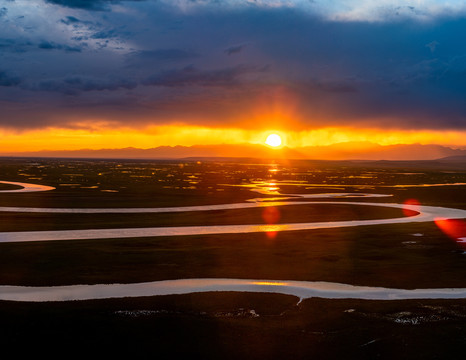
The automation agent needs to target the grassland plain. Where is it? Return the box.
[0,158,466,359]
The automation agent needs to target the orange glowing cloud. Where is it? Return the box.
[1,123,466,155]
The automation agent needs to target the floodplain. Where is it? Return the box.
[0,157,466,359]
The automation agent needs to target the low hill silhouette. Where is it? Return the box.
[3,142,466,161]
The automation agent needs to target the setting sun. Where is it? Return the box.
[265,134,282,147]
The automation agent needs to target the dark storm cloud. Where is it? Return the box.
[124,49,199,70]
[3,1,466,132]
[131,49,198,62]
[62,15,80,23]
[60,16,84,25]
[38,40,82,52]
[90,29,118,39]
[0,38,32,53]
[33,76,137,95]
[45,0,145,11]
[143,64,269,87]
[0,70,21,86]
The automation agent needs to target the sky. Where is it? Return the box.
[1,0,466,152]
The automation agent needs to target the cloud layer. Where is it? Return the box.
[1,0,466,134]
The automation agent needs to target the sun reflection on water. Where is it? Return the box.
[251,281,289,286]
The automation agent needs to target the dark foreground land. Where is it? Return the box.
[2,294,466,359]
[0,157,466,359]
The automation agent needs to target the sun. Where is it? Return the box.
[265,133,282,147]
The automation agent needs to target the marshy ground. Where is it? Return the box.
[1,157,466,359]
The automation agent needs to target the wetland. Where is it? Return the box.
[1,157,466,359]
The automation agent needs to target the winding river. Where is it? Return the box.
[1,180,466,302]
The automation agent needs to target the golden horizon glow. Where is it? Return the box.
[265,133,282,147]
[1,124,465,154]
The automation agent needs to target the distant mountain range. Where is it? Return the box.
[3,142,466,161]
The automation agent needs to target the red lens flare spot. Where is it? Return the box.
[403,198,421,217]
[262,206,281,240]
[262,206,281,224]
[435,218,466,238]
